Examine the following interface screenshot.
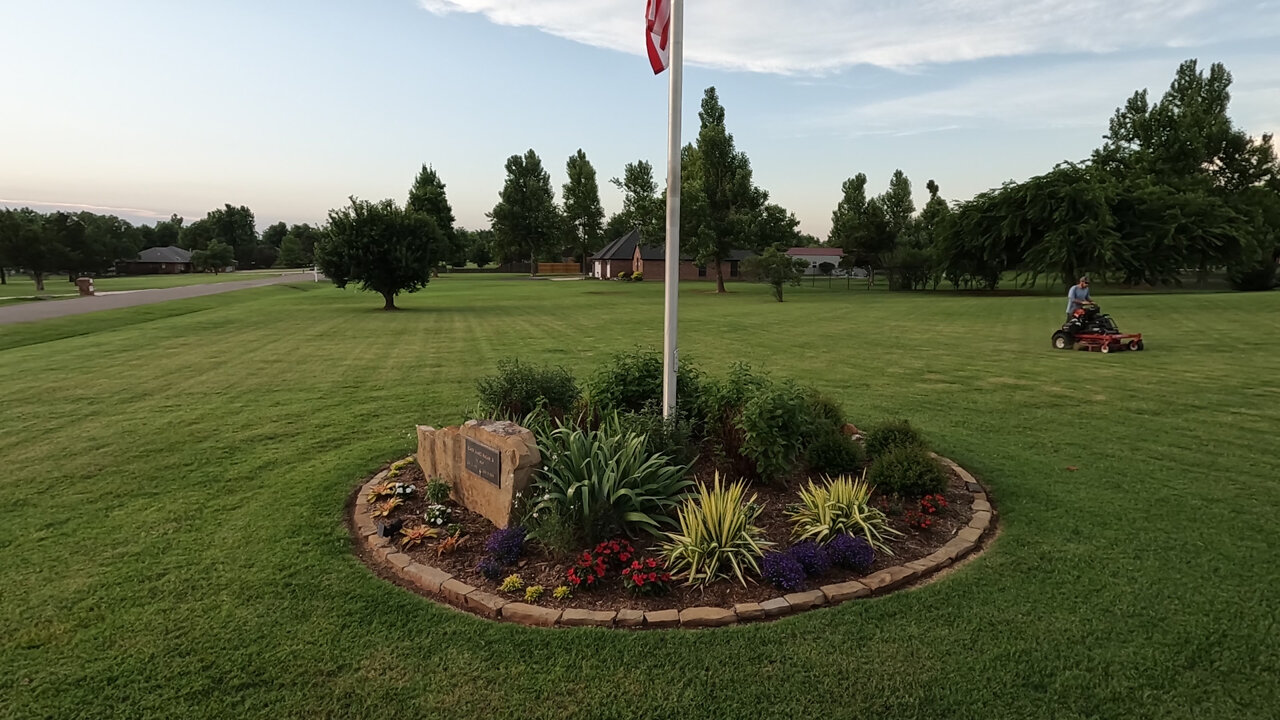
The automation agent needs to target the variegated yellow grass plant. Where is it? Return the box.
[787,472,902,554]
[662,473,772,587]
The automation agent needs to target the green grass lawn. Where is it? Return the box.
[1,276,1278,719]
[0,269,307,300]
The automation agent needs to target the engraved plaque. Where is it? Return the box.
[464,437,501,486]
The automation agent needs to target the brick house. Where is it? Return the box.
[117,246,194,275]
[633,244,750,282]
[590,229,641,279]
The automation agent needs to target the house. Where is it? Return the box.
[632,244,751,282]
[117,246,194,275]
[787,247,845,276]
[590,229,641,279]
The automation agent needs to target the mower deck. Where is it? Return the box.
[1071,333,1144,353]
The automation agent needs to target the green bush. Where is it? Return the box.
[867,445,948,498]
[475,359,579,422]
[806,430,865,476]
[583,347,703,417]
[736,378,810,484]
[787,474,900,553]
[605,406,697,466]
[662,474,772,587]
[632,272,644,282]
[863,419,925,458]
[526,425,693,547]
[618,271,632,281]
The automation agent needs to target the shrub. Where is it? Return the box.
[618,271,632,280]
[803,393,847,442]
[788,540,831,576]
[475,359,580,421]
[605,406,697,465]
[863,419,926,459]
[826,533,874,572]
[867,446,948,499]
[662,474,773,587]
[788,474,901,553]
[632,271,644,281]
[477,556,504,580]
[484,527,527,565]
[621,557,672,595]
[583,348,703,418]
[527,425,693,545]
[424,478,451,505]
[761,551,806,592]
[735,377,810,484]
[566,550,608,589]
[806,430,866,476]
[524,585,544,602]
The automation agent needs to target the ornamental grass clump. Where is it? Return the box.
[662,473,772,588]
[761,550,806,592]
[826,533,875,572]
[788,474,901,554]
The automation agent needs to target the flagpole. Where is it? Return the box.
[661,0,683,420]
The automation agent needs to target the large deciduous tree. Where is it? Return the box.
[261,222,289,249]
[316,197,440,310]
[489,149,561,275]
[563,149,605,272]
[191,241,235,274]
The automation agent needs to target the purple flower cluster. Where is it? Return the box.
[827,533,875,572]
[476,556,504,581]
[788,540,831,576]
[762,551,806,592]
[484,526,527,565]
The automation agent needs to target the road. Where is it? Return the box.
[0,272,318,326]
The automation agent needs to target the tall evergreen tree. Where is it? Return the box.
[407,164,459,264]
[562,149,606,271]
[489,149,561,274]
[606,160,664,244]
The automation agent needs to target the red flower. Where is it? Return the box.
[622,567,631,576]
[633,575,644,586]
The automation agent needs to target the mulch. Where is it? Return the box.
[363,461,973,612]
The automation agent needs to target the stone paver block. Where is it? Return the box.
[952,465,977,485]
[969,511,991,531]
[373,543,396,561]
[680,607,737,628]
[758,597,792,618]
[971,498,992,514]
[923,550,953,569]
[501,602,560,627]
[821,580,871,604]
[560,609,616,628]
[385,551,412,569]
[783,590,827,611]
[863,565,919,593]
[440,579,476,606]
[465,591,508,618]
[940,538,975,561]
[615,609,645,627]
[965,481,983,493]
[644,609,680,628]
[733,602,765,621]
[367,533,391,550]
[403,563,451,594]
[957,526,983,543]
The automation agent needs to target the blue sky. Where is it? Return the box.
[1,0,1277,239]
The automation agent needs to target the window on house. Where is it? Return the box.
[730,262,740,278]
[697,265,707,277]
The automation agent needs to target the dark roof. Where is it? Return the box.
[787,247,844,257]
[592,229,641,261]
[136,246,192,263]
[635,245,751,263]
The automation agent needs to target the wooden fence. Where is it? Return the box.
[535,262,583,275]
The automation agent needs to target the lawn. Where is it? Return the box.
[0,269,308,300]
[1,276,1277,719]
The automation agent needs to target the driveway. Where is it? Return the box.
[0,272,318,326]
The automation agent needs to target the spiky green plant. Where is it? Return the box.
[662,474,773,587]
[788,473,902,554]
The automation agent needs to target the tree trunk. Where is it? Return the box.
[1,266,7,284]
[772,283,783,302]
[382,292,397,310]
[715,261,726,293]
[530,250,537,277]
[34,271,45,292]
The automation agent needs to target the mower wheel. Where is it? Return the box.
[1136,340,1145,351]
[1100,342,1112,354]
[1128,339,1140,351]
[1051,331,1071,350]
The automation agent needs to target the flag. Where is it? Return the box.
[646,0,671,74]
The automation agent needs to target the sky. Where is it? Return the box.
[1,0,1277,240]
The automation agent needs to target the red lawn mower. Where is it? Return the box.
[1052,304,1144,353]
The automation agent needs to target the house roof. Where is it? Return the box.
[136,246,192,263]
[592,229,641,261]
[636,245,751,262]
[787,247,844,257]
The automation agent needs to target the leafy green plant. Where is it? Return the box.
[527,425,693,546]
[806,430,866,476]
[475,358,580,422]
[424,478,451,504]
[552,585,572,601]
[583,347,704,417]
[864,419,926,459]
[631,271,643,281]
[500,575,524,593]
[662,474,772,587]
[867,446,949,498]
[787,474,901,554]
[524,585,544,602]
[736,378,810,484]
[371,497,403,518]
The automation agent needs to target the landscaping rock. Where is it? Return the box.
[560,609,616,628]
[758,597,792,618]
[680,607,737,628]
[863,565,919,593]
[971,497,992,514]
[783,590,827,611]
[440,578,476,606]
[957,526,983,543]
[820,580,871,604]
[385,552,412,569]
[615,609,645,628]
[965,481,983,493]
[733,603,765,621]
[644,609,680,628]
[502,603,560,627]
[464,591,508,618]
[403,564,451,594]
[969,510,992,531]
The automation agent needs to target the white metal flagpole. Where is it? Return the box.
[661,0,684,419]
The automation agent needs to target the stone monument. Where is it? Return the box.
[416,419,541,528]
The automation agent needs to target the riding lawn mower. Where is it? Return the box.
[1052,304,1145,353]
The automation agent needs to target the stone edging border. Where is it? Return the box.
[348,453,996,629]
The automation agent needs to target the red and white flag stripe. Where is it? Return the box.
[645,0,671,74]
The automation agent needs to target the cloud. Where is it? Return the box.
[0,199,170,222]
[419,0,1279,74]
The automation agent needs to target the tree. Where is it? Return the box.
[204,204,258,267]
[685,86,764,293]
[407,164,459,264]
[755,202,804,249]
[65,213,137,280]
[179,217,215,250]
[743,244,807,301]
[261,222,289,249]
[316,197,440,310]
[880,170,916,237]
[489,150,561,275]
[0,209,48,289]
[606,159,664,244]
[288,223,323,264]
[191,241,235,274]
[152,214,184,247]
[563,149,606,271]
[278,235,306,267]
